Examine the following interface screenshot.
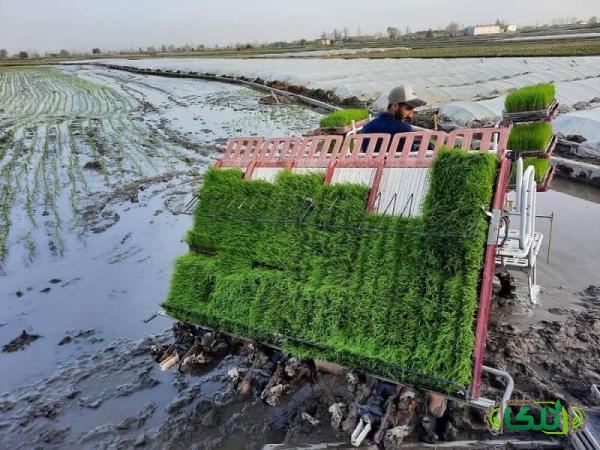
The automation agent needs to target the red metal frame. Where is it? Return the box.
[386,131,447,168]
[337,133,391,167]
[218,137,264,171]
[214,130,511,398]
[470,157,512,399]
[334,133,390,209]
[244,137,304,180]
[447,128,510,159]
[293,135,344,169]
[537,165,556,193]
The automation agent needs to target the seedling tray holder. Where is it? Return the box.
[510,134,558,158]
[501,99,559,125]
[537,165,556,193]
[507,158,556,193]
[210,127,511,403]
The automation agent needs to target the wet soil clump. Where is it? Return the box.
[2,330,41,352]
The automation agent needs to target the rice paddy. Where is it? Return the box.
[507,122,554,152]
[0,66,198,268]
[319,108,369,128]
[504,83,556,113]
[164,150,498,391]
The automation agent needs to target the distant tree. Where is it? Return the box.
[59,49,70,56]
[299,39,307,46]
[161,44,167,53]
[405,26,412,35]
[17,51,28,59]
[0,49,7,59]
[590,16,598,26]
[197,44,205,51]
[426,29,434,38]
[494,18,505,27]
[92,48,100,55]
[167,44,175,52]
[343,27,349,40]
[446,21,460,35]
[387,27,400,40]
[332,28,342,40]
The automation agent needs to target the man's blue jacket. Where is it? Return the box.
[362,112,413,136]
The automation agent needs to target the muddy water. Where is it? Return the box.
[0,66,323,448]
[492,178,600,327]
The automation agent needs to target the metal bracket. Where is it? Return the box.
[487,208,502,245]
[351,415,372,447]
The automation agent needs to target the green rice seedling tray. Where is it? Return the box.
[164,148,500,395]
[507,122,556,157]
[316,108,370,135]
[509,157,554,192]
[502,99,559,124]
[503,83,558,123]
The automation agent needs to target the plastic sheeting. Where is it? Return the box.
[554,107,600,157]
[86,56,600,110]
[83,56,600,147]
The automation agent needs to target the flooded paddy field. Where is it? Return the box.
[0,65,599,449]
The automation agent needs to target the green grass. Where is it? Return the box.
[504,83,556,114]
[164,150,498,392]
[341,40,600,59]
[319,108,369,128]
[511,157,551,183]
[507,122,553,152]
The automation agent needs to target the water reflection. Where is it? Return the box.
[551,177,600,204]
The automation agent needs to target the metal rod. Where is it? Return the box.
[482,365,514,431]
[547,212,554,264]
[399,193,414,218]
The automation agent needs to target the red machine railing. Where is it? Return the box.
[385,131,447,168]
[447,128,510,159]
[215,137,264,169]
[244,137,304,180]
[470,157,512,398]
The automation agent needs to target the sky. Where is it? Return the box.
[0,0,598,54]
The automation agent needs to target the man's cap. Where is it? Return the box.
[388,85,427,109]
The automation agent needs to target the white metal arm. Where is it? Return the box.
[519,165,536,251]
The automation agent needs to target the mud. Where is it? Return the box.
[97,63,364,110]
[2,330,41,353]
[485,285,600,405]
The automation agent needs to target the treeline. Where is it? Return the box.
[2,14,599,61]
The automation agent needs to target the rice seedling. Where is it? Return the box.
[319,108,369,128]
[504,83,556,114]
[510,157,551,183]
[21,232,36,265]
[507,122,553,152]
[164,149,498,392]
